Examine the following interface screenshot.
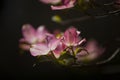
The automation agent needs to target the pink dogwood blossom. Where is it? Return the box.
[40,0,76,10]
[76,40,105,62]
[51,0,76,10]
[40,0,61,4]
[30,37,61,57]
[62,27,86,47]
[20,24,51,50]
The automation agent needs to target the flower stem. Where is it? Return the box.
[69,46,75,56]
[60,9,120,25]
[96,48,120,65]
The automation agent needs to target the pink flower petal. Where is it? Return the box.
[51,4,74,10]
[76,40,105,61]
[63,27,84,46]
[51,0,76,10]
[22,24,37,44]
[48,38,60,50]
[53,42,66,58]
[78,38,86,45]
[40,0,61,4]
[30,43,50,56]
[63,0,71,5]
[36,26,48,42]
[64,29,74,46]
[85,40,105,55]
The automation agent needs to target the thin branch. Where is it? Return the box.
[72,48,120,67]
[103,2,114,6]
[61,16,91,25]
[60,9,120,25]
[96,48,120,65]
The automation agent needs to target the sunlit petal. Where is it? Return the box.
[53,42,66,58]
[40,0,61,4]
[30,43,50,56]
[51,0,76,10]
[48,38,60,50]
[22,24,37,44]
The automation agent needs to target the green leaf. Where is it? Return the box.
[58,58,75,66]
[60,51,67,56]
[58,52,75,66]
[74,47,89,55]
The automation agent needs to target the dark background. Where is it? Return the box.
[0,0,120,79]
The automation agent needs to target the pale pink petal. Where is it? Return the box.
[77,31,81,35]
[36,26,47,42]
[30,43,50,56]
[51,4,74,10]
[37,25,46,33]
[40,0,61,4]
[51,0,76,10]
[53,42,66,58]
[53,51,61,58]
[69,27,78,36]
[85,40,105,55]
[63,27,82,46]
[64,29,74,46]
[48,38,60,50]
[63,0,70,5]
[76,40,105,61]
[22,24,37,44]
[68,27,79,45]
[78,38,86,45]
